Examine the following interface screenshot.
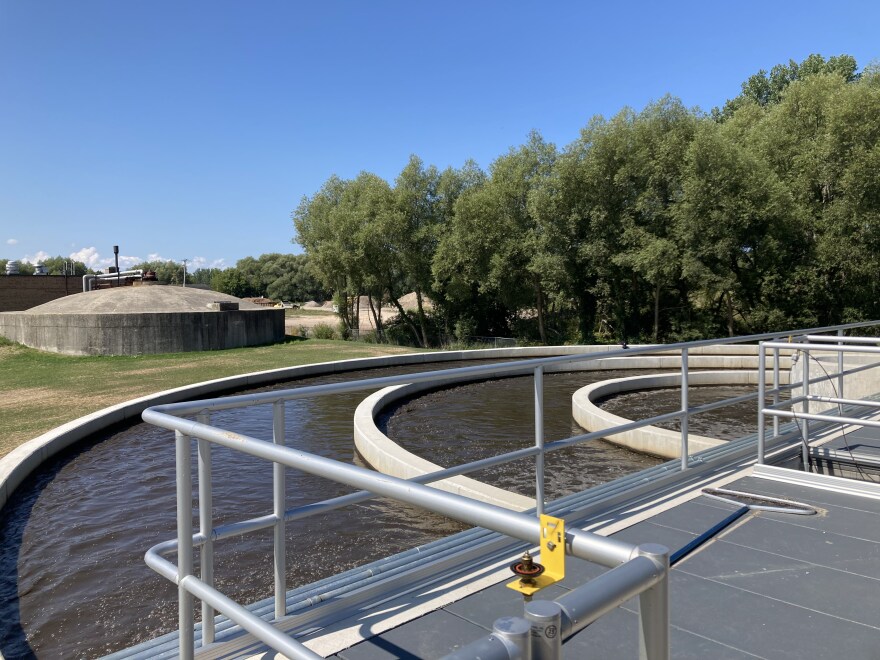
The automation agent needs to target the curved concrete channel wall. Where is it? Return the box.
[0,309,285,355]
[353,353,786,510]
[354,383,537,511]
[571,370,790,459]
[0,344,770,513]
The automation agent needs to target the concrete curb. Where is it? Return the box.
[353,353,774,510]
[571,370,789,459]
[354,383,536,511]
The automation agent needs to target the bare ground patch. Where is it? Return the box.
[0,385,119,414]
[0,386,62,411]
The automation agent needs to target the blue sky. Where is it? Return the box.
[1,1,878,272]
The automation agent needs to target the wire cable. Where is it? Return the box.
[792,346,880,483]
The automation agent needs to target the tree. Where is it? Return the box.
[294,172,425,341]
[435,132,557,342]
[394,155,441,346]
[40,256,92,276]
[675,122,798,335]
[290,53,878,343]
[130,260,184,285]
[612,97,698,340]
[262,254,327,302]
[188,267,223,287]
[211,268,254,298]
[715,53,859,120]
[294,176,362,330]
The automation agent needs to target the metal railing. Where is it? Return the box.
[758,333,880,466]
[141,321,879,659]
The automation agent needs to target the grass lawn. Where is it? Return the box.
[0,337,422,458]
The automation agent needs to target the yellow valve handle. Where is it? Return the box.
[506,514,565,596]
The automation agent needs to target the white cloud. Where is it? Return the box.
[6,238,18,245]
[70,246,102,269]
[117,255,142,269]
[189,256,226,270]
[64,247,221,272]
[67,246,142,271]
[22,251,51,265]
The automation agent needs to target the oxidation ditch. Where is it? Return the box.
[599,385,759,441]
[0,365,756,658]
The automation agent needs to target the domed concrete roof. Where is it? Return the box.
[0,285,283,355]
[24,286,264,314]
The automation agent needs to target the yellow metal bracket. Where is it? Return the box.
[506,514,566,596]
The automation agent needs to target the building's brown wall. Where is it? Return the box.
[0,276,79,312]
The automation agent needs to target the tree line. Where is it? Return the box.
[0,254,329,306]
[293,54,880,347]
[127,253,328,302]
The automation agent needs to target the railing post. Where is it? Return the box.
[802,349,810,469]
[838,329,845,399]
[273,401,287,619]
[525,600,562,660]
[534,366,545,518]
[494,617,532,659]
[757,343,765,465]
[637,544,670,660]
[197,411,215,645]
[772,346,780,439]
[680,348,689,470]
[175,430,195,660]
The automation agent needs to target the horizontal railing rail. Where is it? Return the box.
[146,321,878,417]
[758,337,880,465]
[141,321,880,659]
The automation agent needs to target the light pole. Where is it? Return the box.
[113,245,120,287]
[182,259,189,287]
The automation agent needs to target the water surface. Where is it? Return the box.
[0,365,757,658]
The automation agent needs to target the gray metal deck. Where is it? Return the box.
[330,474,880,659]
[812,425,880,479]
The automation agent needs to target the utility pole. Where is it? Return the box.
[182,259,189,287]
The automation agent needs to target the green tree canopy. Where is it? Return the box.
[291,53,878,346]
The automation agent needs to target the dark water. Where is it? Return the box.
[382,371,664,499]
[599,385,759,441]
[0,366,756,658]
[0,363,472,659]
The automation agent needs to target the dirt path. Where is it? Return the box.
[286,306,403,335]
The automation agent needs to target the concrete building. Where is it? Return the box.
[0,285,284,355]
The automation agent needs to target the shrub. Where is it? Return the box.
[312,323,337,340]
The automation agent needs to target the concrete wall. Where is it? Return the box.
[791,352,880,404]
[352,353,777,509]
[0,308,285,355]
[571,370,787,459]
[354,383,536,511]
[0,275,77,311]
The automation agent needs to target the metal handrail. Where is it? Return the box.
[142,321,880,659]
[757,336,880,465]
